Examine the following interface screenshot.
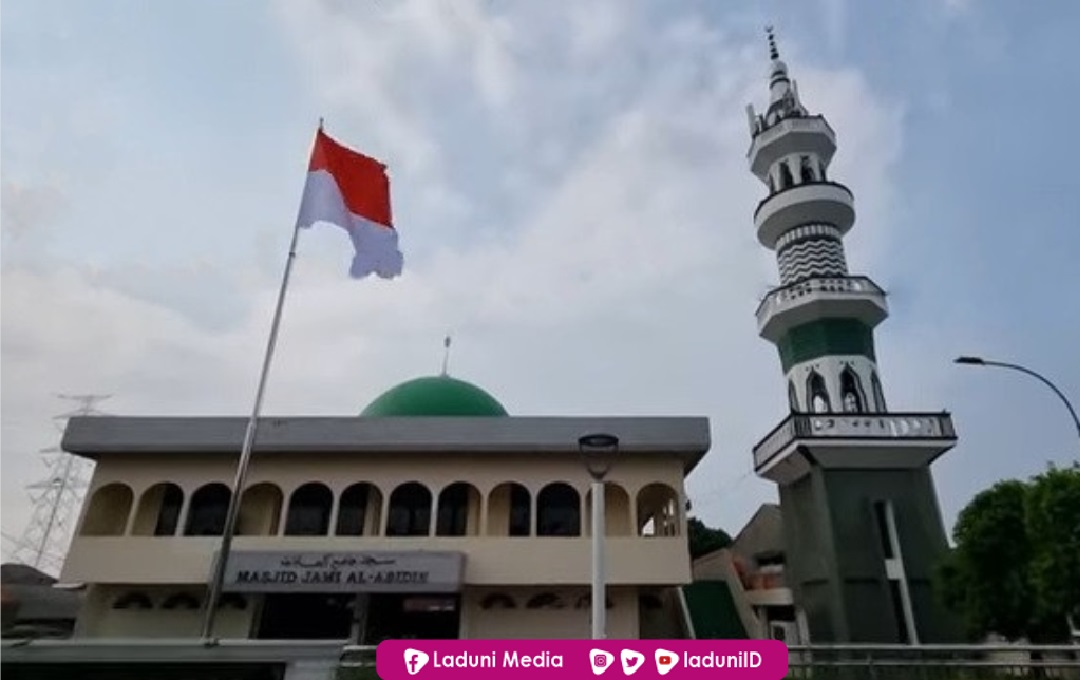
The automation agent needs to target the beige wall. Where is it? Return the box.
[75,585,643,640]
[461,586,639,639]
[64,535,690,587]
[77,585,254,639]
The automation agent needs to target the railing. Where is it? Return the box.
[755,276,886,323]
[338,645,378,680]
[750,114,837,150]
[754,413,958,470]
[785,644,1080,680]
[754,181,854,222]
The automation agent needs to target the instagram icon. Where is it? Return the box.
[589,649,614,676]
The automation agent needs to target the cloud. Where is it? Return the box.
[1,179,67,247]
[2,0,912,558]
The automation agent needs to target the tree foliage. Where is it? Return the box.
[688,517,733,559]
[939,462,1080,642]
[1025,463,1080,632]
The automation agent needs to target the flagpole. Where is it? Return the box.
[199,219,303,641]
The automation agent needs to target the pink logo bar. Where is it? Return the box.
[376,639,789,679]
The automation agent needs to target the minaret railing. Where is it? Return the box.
[755,275,886,320]
[753,412,958,470]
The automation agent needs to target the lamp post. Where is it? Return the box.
[578,433,619,640]
[954,356,1080,451]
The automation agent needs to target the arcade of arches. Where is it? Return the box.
[80,479,683,540]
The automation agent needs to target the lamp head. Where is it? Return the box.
[578,433,619,480]
[954,356,986,365]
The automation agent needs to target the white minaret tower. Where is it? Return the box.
[747,27,888,417]
[745,28,962,644]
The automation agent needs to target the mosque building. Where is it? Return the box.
[50,373,710,642]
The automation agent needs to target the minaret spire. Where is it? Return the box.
[746,25,807,135]
[766,25,780,60]
[440,334,452,376]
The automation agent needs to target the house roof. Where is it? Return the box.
[732,503,784,562]
[681,581,748,639]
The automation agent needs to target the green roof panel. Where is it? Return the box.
[682,581,749,639]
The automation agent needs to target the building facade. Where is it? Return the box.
[745,31,961,643]
[57,375,709,642]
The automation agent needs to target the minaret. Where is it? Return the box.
[746,28,961,644]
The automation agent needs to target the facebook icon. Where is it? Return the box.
[403,648,430,675]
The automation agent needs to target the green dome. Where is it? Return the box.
[360,375,509,417]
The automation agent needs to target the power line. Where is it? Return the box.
[5,394,109,576]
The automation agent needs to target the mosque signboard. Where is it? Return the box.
[215,550,465,594]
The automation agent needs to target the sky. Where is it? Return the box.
[2,0,1079,567]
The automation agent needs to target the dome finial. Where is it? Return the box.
[440,334,452,376]
[766,25,780,61]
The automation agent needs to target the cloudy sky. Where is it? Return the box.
[3,0,1078,565]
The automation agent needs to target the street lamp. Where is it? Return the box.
[579,433,619,640]
[954,356,1080,450]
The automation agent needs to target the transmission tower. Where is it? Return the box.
[5,394,110,576]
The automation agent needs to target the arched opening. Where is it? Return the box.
[131,483,184,536]
[574,594,614,610]
[871,371,887,413]
[800,155,815,183]
[788,380,799,412]
[637,483,681,536]
[767,175,776,193]
[80,483,134,536]
[807,371,831,413]
[819,160,828,181]
[487,482,531,537]
[284,482,333,536]
[778,162,794,190]
[536,483,580,537]
[436,482,481,537]
[162,593,201,610]
[525,593,566,610]
[386,482,432,537]
[184,483,231,536]
[112,592,153,610]
[585,483,632,536]
[336,482,383,536]
[479,593,516,610]
[840,367,867,413]
[237,483,284,536]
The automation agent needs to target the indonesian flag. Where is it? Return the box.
[296,127,403,279]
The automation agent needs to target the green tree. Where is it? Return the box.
[687,517,733,559]
[939,463,1080,642]
[1025,462,1080,635]
[940,479,1034,641]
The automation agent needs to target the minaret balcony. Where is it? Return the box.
[756,275,888,343]
[755,182,855,249]
[748,114,837,179]
[752,412,958,485]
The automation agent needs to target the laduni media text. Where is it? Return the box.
[376,639,789,679]
[431,649,563,669]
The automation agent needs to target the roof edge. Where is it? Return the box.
[60,415,713,472]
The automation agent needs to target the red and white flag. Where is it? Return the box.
[296,127,403,279]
